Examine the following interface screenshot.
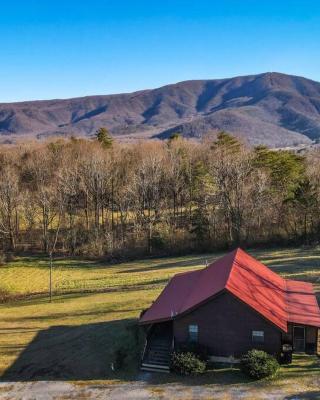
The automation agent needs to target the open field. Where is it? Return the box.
[0,247,319,399]
[1,247,320,298]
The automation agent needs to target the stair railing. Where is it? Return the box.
[171,335,175,352]
[141,337,148,362]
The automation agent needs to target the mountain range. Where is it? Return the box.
[2,72,320,147]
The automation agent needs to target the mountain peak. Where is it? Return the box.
[1,73,320,148]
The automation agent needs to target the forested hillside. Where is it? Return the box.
[2,72,320,147]
[0,132,319,259]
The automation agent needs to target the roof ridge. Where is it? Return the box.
[225,248,289,331]
[225,247,241,287]
[178,250,237,315]
[178,268,204,314]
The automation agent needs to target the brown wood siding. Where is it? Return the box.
[306,326,317,343]
[173,291,282,358]
[284,323,318,354]
[282,323,293,344]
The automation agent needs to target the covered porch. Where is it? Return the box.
[282,323,320,354]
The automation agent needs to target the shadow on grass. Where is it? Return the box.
[284,392,320,399]
[118,247,320,278]
[0,318,248,386]
[8,257,110,270]
[118,254,220,274]
[0,277,168,308]
[10,253,221,273]
[1,319,139,382]
[9,254,215,272]
[279,355,320,380]
[9,247,320,281]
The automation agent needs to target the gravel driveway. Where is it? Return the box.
[1,378,320,400]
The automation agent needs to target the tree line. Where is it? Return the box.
[0,130,319,259]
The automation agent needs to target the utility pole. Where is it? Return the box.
[111,175,115,250]
[49,252,53,302]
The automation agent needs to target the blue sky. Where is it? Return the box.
[1,1,320,102]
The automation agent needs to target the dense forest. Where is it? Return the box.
[0,130,319,260]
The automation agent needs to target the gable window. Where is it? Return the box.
[189,324,198,342]
[252,330,264,344]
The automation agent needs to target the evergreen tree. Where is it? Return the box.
[168,132,182,146]
[253,146,305,199]
[211,131,241,154]
[95,127,113,148]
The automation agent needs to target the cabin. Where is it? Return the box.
[139,248,320,372]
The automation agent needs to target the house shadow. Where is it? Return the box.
[1,318,249,386]
[284,392,320,400]
[1,319,139,382]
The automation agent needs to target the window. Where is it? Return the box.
[252,330,264,344]
[189,325,198,342]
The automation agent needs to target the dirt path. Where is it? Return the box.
[0,379,320,400]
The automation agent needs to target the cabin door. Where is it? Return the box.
[293,326,305,352]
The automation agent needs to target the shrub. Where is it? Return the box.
[150,232,167,251]
[0,288,11,303]
[111,321,145,371]
[0,252,6,266]
[5,252,15,262]
[240,349,279,379]
[171,352,206,375]
[177,342,209,361]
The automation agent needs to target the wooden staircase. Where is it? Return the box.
[141,324,173,373]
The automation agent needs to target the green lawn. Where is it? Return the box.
[1,247,319,297]
[0,247,319,392]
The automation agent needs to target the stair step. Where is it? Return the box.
[148,354,170,359]
[148,349,170,354]
[150,345,170,350]
[141,366,170,373]
[142,332,173,374]
[142,363,170,370]
[146,357,170,364]
[145,361,170,366]
[151,342,170,346]
[150,340,171,344]
[147,355,170,361]
[146,354,170,360]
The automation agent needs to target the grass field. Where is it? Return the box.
[0,247,319,397]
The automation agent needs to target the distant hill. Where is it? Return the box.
[2,72,320,147]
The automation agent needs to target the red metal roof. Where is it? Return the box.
[140,248,320,332]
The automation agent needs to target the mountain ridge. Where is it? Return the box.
[1,72,320,147]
